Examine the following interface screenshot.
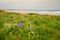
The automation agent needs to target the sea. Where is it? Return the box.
[4,9,60,16]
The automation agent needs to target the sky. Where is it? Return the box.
[0,0,60,10]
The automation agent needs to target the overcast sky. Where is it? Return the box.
[0,0,60,10]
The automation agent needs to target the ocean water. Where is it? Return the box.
[5,9,60,15]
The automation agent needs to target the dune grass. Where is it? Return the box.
[0,11,60,40]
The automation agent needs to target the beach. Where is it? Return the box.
[4,10,60,16]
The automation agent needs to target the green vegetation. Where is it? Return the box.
[0,11,60,40]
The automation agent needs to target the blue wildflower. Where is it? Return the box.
[17,23,23,28]
[28,27,32,31]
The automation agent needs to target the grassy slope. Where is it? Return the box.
[0,11,60,40]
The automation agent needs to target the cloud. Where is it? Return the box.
[0,0,60,10]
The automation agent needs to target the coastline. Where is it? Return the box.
[4,10,60,16]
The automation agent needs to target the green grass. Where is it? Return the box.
[0,11,60,40]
